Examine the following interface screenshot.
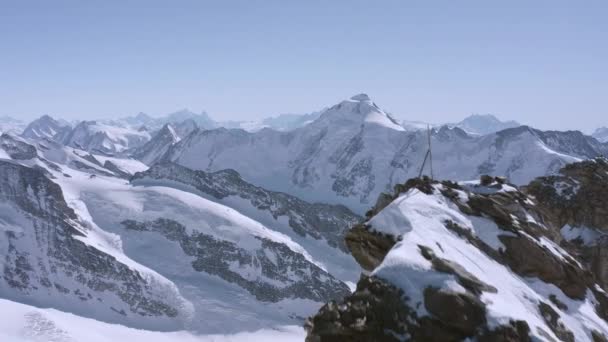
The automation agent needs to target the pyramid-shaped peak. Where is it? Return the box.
[350,93,371,102]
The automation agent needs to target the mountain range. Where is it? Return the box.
[156,94,607,213]
[0,94,607,341]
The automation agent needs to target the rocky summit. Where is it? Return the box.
[306,158,608,342]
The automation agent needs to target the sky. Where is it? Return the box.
[0,0,606,132]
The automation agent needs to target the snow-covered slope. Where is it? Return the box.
[0,159,191,331]
[454,113,521,135]
[0,133,354,335]
[21,115,72,141]
[158,94,607,213]
[592,127,608,143]
[400,119,435,132]
[131,162,362,282]
[0,298,304,342]
[61,120,151,155]
[307,169,608,341]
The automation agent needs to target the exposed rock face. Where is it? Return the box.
[131,163,361,251]
[0,134,37,160]
[526,158,608,230]
[121,218,350,303]
[0,161,187,330]
[526,158,608,291]
[306,159,608,341]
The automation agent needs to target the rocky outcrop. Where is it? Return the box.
[306,159,608,341]
[526,158,608,291]
[525,158,608,230]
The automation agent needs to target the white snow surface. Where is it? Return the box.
[367,185,608,341]
[46,163,333,333]
[0,298,304,342]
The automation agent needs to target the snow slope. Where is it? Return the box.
[131,162,363,283]
[0,133,352,335]
[369,186,607,340]
[0,298,304,342]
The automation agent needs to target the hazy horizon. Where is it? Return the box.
[1,1,606,132]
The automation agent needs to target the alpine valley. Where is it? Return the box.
[1,94,608,341]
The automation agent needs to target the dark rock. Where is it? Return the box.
[538,302,574,342]
[500,235,590,299]
[477,320,531,342]
[345,224,396,271]
[424,287,486,336]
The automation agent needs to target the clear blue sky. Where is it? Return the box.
[1,0,606,131]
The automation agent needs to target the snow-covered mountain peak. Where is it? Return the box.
[62,120,151,155]
[21,114,72,140]
[134,112,152,121]
[433,124,470,140]
[167,108,197,119]
[315,94,404,131]
[592,126,608,143]
[166,109,216,129]
[349,93,372,102]
[455,113,521,135]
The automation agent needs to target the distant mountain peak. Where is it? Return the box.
[455,113,521,135]
[21,114,72,140]
[135,112,152,120]
[350,93,371,102]
[314,95,403,131]
[592,126,608,143]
